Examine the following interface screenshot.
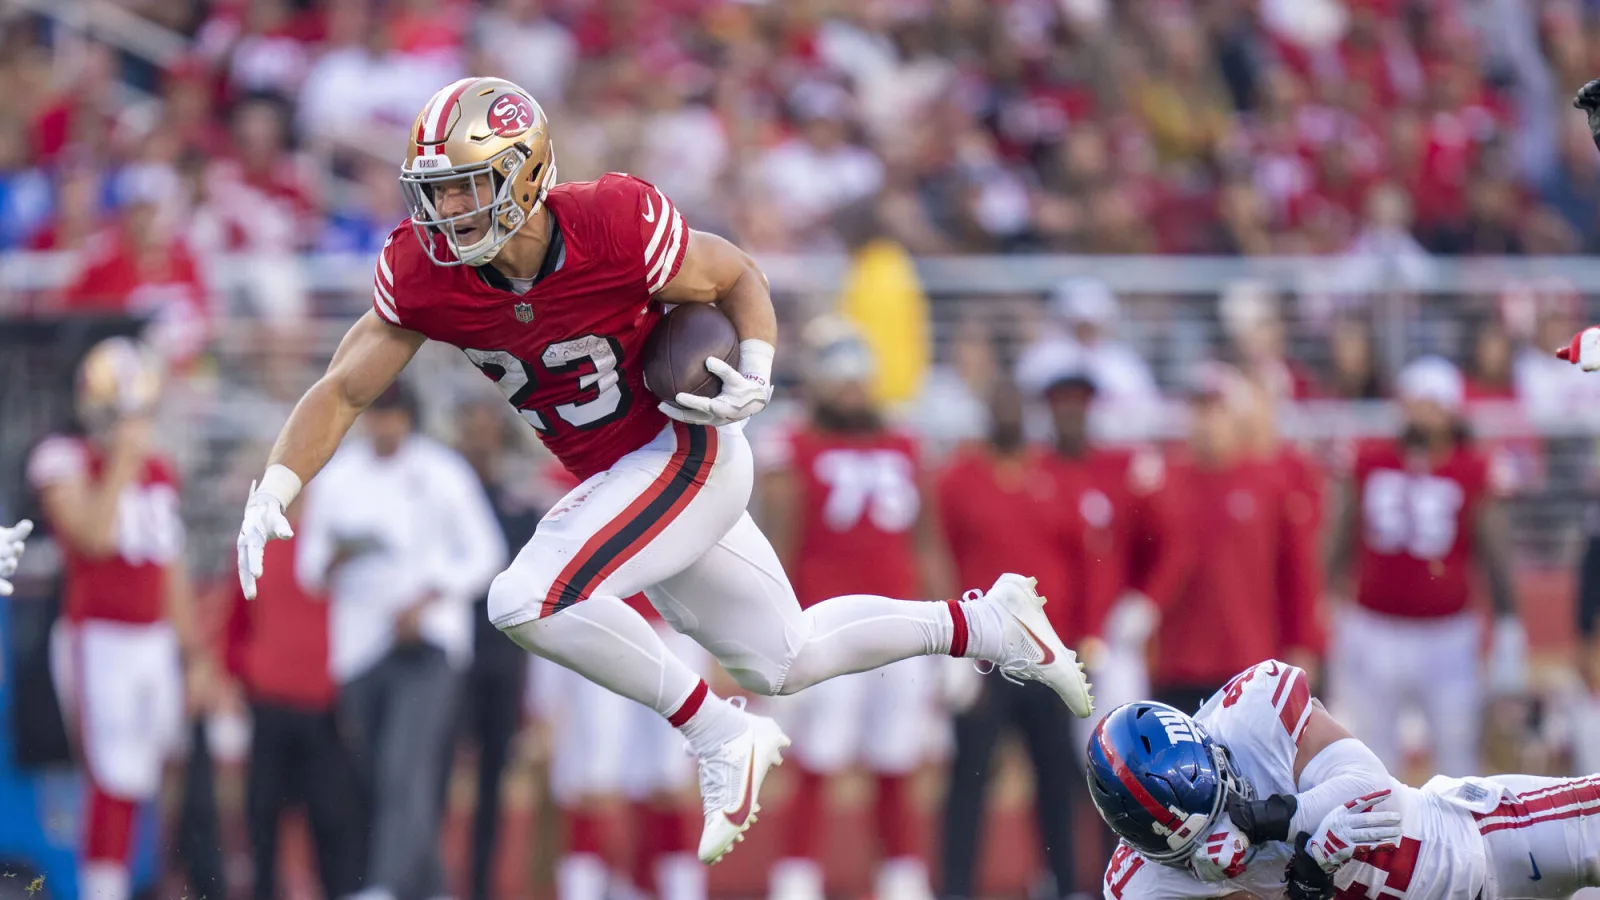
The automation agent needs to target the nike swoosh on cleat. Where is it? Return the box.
[1017,621,1057,665]
[724,755,756,827]
[643,195,657,223]
[1529,853,1542,881]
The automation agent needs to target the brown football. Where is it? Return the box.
[642,304,740,404]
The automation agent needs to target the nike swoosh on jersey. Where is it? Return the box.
[724,755,756,826]
[1530,853,1542,881]
[643,195,657,223]
[1018,621,1056,665]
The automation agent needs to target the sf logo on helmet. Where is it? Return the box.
[488,94,534,137]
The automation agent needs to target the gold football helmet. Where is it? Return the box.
[400,76,558,267]
[76,336,162,431]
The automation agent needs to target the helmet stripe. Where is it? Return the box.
[418,78,479,154]
[1096,725,1186,831]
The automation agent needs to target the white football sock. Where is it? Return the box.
[781,595,1001,693]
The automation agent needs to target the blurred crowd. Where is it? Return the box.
[6,0,1600,274]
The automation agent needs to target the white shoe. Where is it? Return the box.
[695,709,790,864]
[973,573,1094,717]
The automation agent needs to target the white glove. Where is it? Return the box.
[0,519,34,597]
[659,340,775,428]
[1487,614,1528,696]
[237,470,298,600]
[1558,326,1600,371]
[1305,789,1403,874]
[1105,591,1159,650]
[1189,811,1255,882]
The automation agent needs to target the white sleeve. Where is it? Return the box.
[424,452,507,602]
[27,437,88,489]
[1288,737,1395,838]
[294,475,336,595]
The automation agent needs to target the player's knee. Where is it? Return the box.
[487,566,545,632]
[727,666,786,697]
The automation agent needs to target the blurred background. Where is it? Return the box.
[3,0,1600,898]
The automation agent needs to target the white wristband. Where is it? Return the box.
[255,464,303,509]
[738,339,775,386]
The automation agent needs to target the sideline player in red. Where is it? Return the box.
[1325,356,1522,778]
[757,318,946,900]
[233,76,1092,864]
[29,337,213,900]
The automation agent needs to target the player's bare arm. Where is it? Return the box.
[655,229,776,345]
[38,418,150,559]
[1475,498,1529,694]
[654,229,779,428]
[236,311,426,598]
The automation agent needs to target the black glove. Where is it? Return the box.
[1227,792,1298,844]
[1284,833,1336,900]
[1573,79,1600,154]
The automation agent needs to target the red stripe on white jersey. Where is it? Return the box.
[1275,668,1312,742]
[1476,777,1600,834]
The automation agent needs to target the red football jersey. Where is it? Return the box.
[27,436,183,625]
[1350,439,1491,619]
[782,427,922,608]
[372,173,690,480]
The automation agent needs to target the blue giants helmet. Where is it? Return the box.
[1085,702,1250,865]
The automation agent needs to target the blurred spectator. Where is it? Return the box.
[1467,318,1518,401]
[30,42,124,166]
[1539,116,1600,251]
[937,380,1106,900]
[295,381,505,900]
[320,156,409,255]
[198,94,317,254]
[473,0,578,109]
[1014,277,1158,405]
[1325,315,1386,400]
[59,166,210,367]
[1219,280,1320,400]
[27,162,104,252]
[223,499,361,900]
[449,401,542,900]
[835,202,932,407]
[205,0,314,101]
[760,83,885,250]
[0,123,49,249]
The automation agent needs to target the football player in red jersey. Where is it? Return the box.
[757,319,946,900]
[1325,356,1522,777]
[0,518,31,595]
[29,337,212,900]
[233,76,1092,864]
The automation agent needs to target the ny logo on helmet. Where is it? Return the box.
[514,302,534,324]
[488,94,534,137]
[1153,709,1199,745]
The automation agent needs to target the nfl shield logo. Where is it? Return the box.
[514,302,534,324]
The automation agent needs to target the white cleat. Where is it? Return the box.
[974,573,1095,717]
[696,711,790,864]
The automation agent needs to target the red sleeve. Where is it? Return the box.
[602,173,689,295]
[371,228,408,327]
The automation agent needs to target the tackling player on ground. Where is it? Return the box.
[233,76,1093,864]
[1089,660,1600,899]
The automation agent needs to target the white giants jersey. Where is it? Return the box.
[1103,660,1487,900]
